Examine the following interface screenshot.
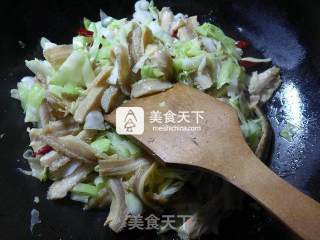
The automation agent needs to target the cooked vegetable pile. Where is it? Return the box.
[11,1,281,238]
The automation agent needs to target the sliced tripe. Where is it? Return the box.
[194,58,213,90]
[99,156,149,177]
[43,117,80,137]
[43,45,73,70]
[104,178,128,233]
[77,129,97,143]
[248,67,281,105]
[74,86,106,123]
[39,102,51,127]
[132,162,160,210]
[142,27,154,50]
[87,66,112,89]
[47,164,92,199]
[50,160,82,180]
[160,7,174,33]
[58,135,103,161]
[40,151,71,172]
[128,23,143,65]
[29,129,100,163]
[101,86,126,113]
[86,187,112,209]
[177,196,224,239]
[131,79,173,98]
[110,44,132,95]
[149,49,173,81]
[177,16,199,41]
[40,150,70,170]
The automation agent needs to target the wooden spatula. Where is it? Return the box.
[105,83,320,240]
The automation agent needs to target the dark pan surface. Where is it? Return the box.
[1,0,320,239]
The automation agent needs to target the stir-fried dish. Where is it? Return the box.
[11,1,281,238]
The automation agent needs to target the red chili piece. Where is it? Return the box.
[36,145,53,156]
[239,60,258,68]
[236,40,250,49]
[78,27,94,37]
[172,29,178,38]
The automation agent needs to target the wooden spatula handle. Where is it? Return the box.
[219,154,320,240]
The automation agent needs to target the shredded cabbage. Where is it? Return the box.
[107,132,142,158]
[25,59,55,80]
[280,123,297,142]
[197,23,239,58]
[148,21,172,45]
[70,193,90,203]
[177,71,194,86]
[50,50,95,87]
[16,81,45,122]
[148,0,160,20]
[94,176,107,191]
[173,56,203,73]
[72,36,89,50]
[240,119,262,149]
[172,39,204,58]
[141,65,164,79]
[217,58,241,89]
[72,183,98,197]
[48,84,82,98]
[91,138,111,153]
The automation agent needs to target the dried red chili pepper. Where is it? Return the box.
[36,145,53,156]
[239,60,257,68]
[172,29,178,38]
[236,40,250,49]
[77,27,94,37]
